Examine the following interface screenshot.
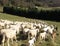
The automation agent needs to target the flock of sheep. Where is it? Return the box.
[0,19,57,46]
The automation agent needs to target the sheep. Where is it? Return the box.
[9,24,21,34]
[28,28,39,40]
[0,22,7,29]
[4,20,14,25]
[49,25,57,41]
[0,19,14,29]
[14,21,24,25]
[0,19,5,22]
[23,28,30,34]
[0,22,6,27]
[28,37,36,46]
[42,25,57,41]
[0,19,57,45]
[39,31,48,41]
[0,28,17,46]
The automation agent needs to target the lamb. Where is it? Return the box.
[28,37,36,46]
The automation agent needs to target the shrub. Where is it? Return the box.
[3,6,60,22]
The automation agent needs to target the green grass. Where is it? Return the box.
[0,13,60,46]
[36,7,60,11]
[0,6,3,12]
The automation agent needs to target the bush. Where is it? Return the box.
[3,6,60,22]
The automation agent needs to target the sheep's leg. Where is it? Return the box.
[28,33,30,40]
[14,35,17,43]
[2,35,5,46]
[7,38,10,46]
[11,38,13,44]
[43,37,45,41]
[39,35,42,43]
[39,35,41,41]
[33,43,35,46]
[52,33,56,42]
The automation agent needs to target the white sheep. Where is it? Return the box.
[28,37,36,46]
[4,20,14,25]
[42,25,56,41]
[23,28,30,34]
[9,24,21,34]
[39,31,47,41]
[28,28,39,40]
[0,22,6,27]
[0,28,17,46]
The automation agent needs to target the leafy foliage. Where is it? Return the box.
[3,6,60,22]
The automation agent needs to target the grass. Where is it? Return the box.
[0,13,60,46]
[36,7,60,11]
[0,6,3,12]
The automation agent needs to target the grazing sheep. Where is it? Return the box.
[28,37,36,46]
[0,19,57,46]
[39,31,47,41]
[28,28,39,40]
[9,24,21,34]
[4,20,14,25]
[0,28,17,46]
[50,25,57,41]
[0,22,6,28]
[23,28,30,34]
[42,25,57,41]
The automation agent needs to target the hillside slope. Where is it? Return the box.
[0,13,60,46]
[0,0,60,7]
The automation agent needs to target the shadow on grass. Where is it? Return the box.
[17,31,28,41]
